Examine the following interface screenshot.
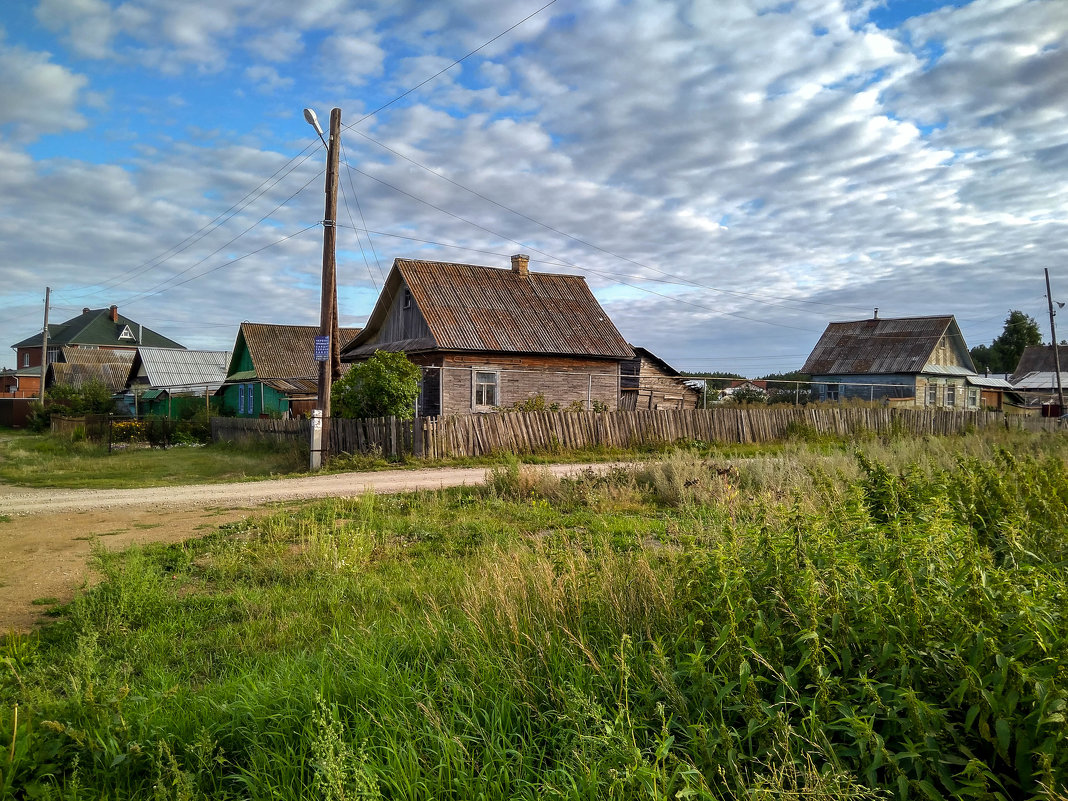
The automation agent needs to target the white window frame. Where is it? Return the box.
[926,383,938,407]
[22,353,29,368]
[118,324,135,341]
[968,388,980,409]
[945,383,956,407]
[472,370,499,409]
[826,383,839,402]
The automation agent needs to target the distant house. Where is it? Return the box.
[125,348,231,417]
[1009,345,1068,412]
[719,379,769,402]
[1,366,41,398]
[620,347,700,410]
[340,255,634,416]
[802,314,1011,410]
[9,305,184,396]
[220,323,360,418]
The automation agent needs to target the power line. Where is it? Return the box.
[55,147,321,299]
[114,170,324,307]
[342,0,559,131]
[338,139,385,292]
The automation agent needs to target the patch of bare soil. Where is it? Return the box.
[0,505,259,632]
[0,462,629,632]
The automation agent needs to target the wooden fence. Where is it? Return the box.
[211,407,1061,460]
[51,414,111,440]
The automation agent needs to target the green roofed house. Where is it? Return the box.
[219,322,360,418]
[10,305,184,397]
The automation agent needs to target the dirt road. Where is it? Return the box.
[0,463,622,633]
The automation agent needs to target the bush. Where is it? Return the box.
[333,351,421,420]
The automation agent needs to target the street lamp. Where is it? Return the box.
[306,106,341,469]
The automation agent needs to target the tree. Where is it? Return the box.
[332,351,422,420]
[970,310,1042,374]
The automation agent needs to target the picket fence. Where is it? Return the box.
[210,407,1059,460]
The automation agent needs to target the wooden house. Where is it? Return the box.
[9,305,184,396]
[620,347,700,410]
[340,256,634,416]
[802,314,1011,410]
[219,323,360,418]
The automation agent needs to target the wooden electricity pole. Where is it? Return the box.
[309,108,342,470]
[316,108,342,418]
[1045,268,1065,412]
[38,287,50,403]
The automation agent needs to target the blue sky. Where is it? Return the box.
[2,0,1067,376]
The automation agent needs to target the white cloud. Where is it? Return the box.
[1,0,1066,373]
[0,39,89,141]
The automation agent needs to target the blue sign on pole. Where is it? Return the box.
[314,335,330,362]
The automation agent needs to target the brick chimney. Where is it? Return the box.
[510,254,530,277]
[110,305,118,322]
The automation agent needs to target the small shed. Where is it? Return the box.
[620,347,700,410]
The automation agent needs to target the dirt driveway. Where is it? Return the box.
[0,463,623,633]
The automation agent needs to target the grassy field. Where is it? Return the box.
[1,430,1067,799]
[0,433,310,489]
[0,427,738,489]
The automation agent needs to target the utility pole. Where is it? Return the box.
[1045,268,1065,412]
[38,287,50,403]
[309,107,342,470]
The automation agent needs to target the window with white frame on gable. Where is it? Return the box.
[473,370,498,408]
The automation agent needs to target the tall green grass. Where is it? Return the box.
[1,432,1066,799]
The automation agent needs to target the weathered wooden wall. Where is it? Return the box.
[440,355,619,416]
[212,407,1060,461]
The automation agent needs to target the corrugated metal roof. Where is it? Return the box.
[1012,371,1068,390]
[802,316,968,375]
[232,323,361,382]
[967,375,1013,389]
[923,364,974,376]
[344,259,633,359]
[133,347,231,392]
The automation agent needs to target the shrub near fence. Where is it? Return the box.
[213,407,1061,460]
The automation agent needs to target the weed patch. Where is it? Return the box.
[2,434,1067,799]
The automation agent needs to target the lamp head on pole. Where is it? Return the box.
[303,108,326,142]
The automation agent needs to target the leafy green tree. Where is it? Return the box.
[333,351,422,419]
[970,310,1042,373]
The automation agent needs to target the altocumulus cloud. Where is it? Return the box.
[0,0,1066,376]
